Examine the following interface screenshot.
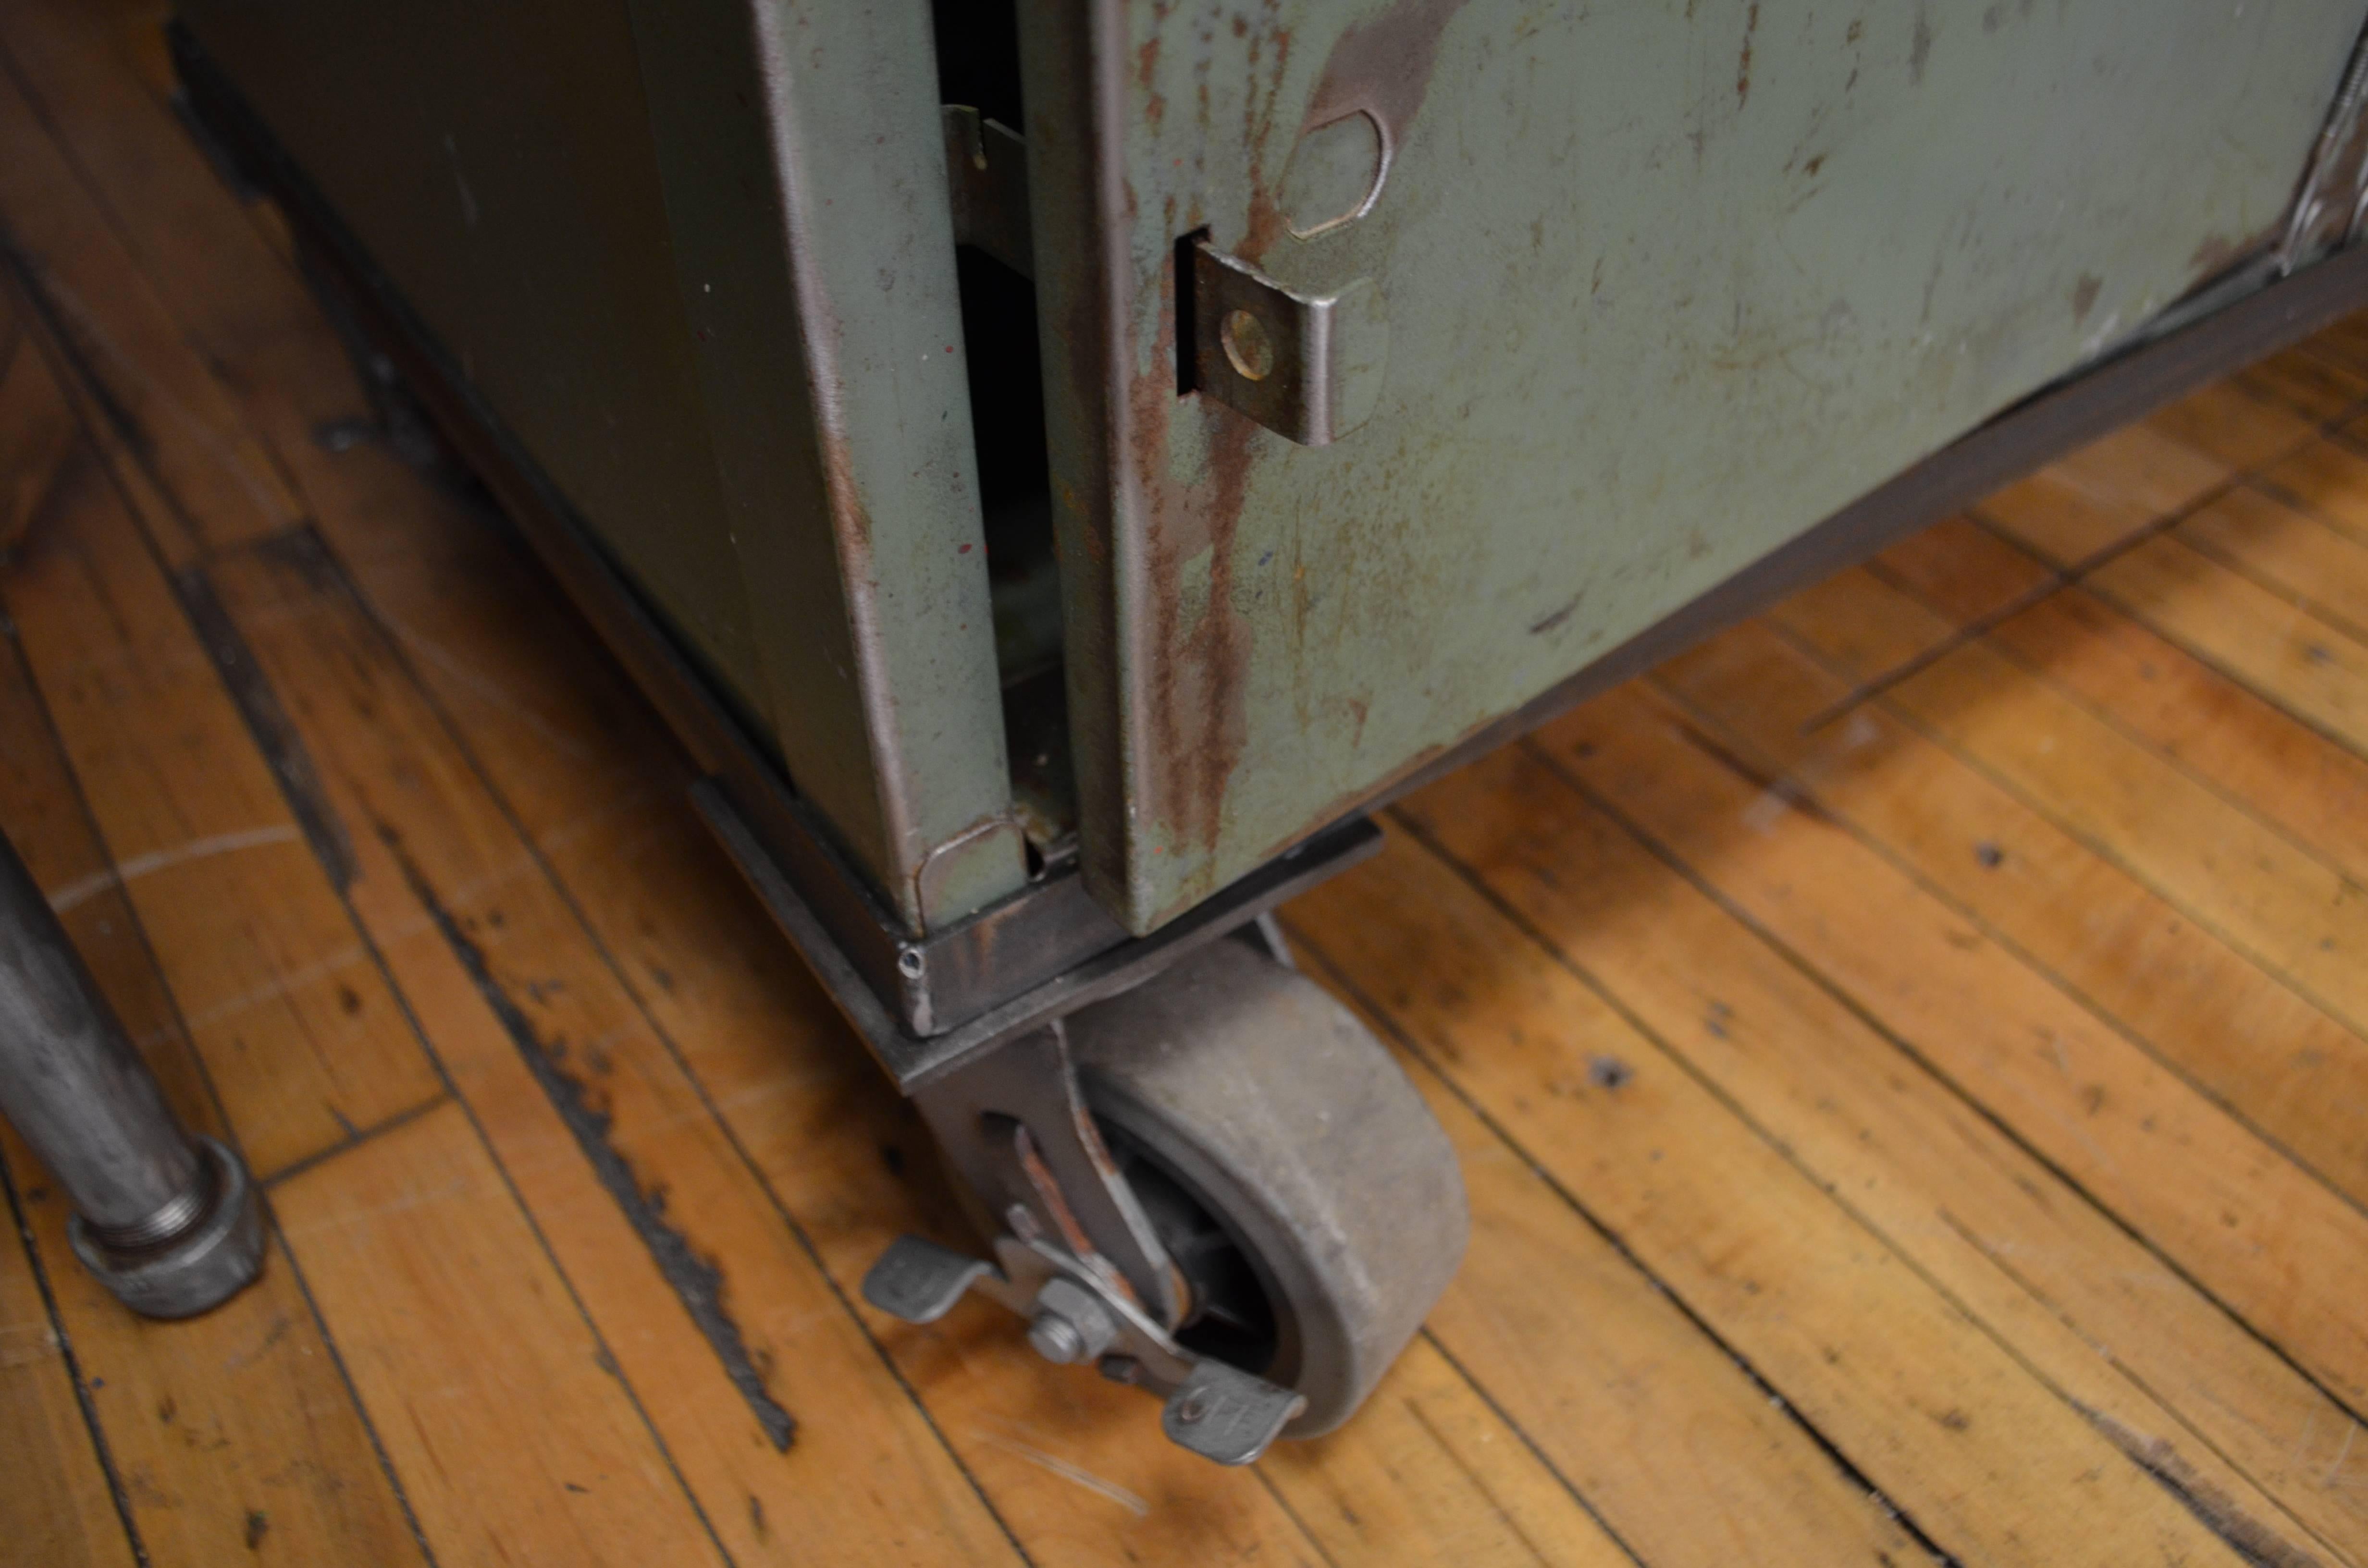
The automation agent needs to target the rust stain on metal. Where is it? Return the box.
[816,425,875,579]
[1240,6,1297,263]
[1011,1121,1144,1309]
[1299,0,1474,181]
[1129,241,1255,874]
[1126,7,1305,889]
[2187,231,2250,280]
[1138,31,1165,129]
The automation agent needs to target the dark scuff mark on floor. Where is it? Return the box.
[0,228,155,468]
[173,560,360,891]
[2084,1409,2322,1568]
[382,828,797,1451]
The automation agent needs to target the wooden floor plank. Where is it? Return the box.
[270,1100,725,1568]
[2081,533,2368,754]
[0,296,79,553]
[1978,465,2368,758]
[2302,313,2368,379]
[2230,343,2368,424]
[0,632,427,1568]
[1263,1337,1637,1568]
[1532,683,2368,1420]
[1978,424,2235,564]
[1771,569,2368,1056]
[0,1156,134,1567]
[0,382,829,1559]
[203,525,1032,1568]
[2180,485,2368,640]
[1385,734,2368,1565]
[1360,1047,1929,1567]
[1735,583,2368,1209]
[1289,827,2256,1568]
[1875,517,2368,893]
[0,45,299,562]
[2259,437,2368,547]
[0,437,442,1176]
[2142,374,2327,473]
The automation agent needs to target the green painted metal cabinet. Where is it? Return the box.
[174,0,2368,982]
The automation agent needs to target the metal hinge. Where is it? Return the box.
[1187,238,1387,447]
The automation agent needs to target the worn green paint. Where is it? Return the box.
[1026,0,2368,933]
[184,0,1028,933]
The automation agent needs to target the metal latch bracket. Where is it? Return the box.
[943,105,1033,278]
[1188,237,1387,446]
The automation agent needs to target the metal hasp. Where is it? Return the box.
[0,833,264,1318]
[1189,239,1387,446]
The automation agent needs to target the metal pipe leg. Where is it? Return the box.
[0,833,263,1317]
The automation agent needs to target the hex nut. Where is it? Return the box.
[70,1138,265,1319]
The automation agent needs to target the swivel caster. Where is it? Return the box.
[866,933,1467,1461]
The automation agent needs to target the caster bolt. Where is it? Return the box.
[1024,1278,1119,1365]
[1028,1311,1087,1364]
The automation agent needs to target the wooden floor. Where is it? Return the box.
[6,10,2368,1568]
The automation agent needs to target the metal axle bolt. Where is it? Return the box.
[1027,1311,1087,1364]
[1024,1277,1119,1366]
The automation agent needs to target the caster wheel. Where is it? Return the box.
[1064,935,1468,1436]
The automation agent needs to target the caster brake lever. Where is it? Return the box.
[863,1232,1306,1466]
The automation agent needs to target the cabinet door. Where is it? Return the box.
[1021,0,2367,933]
[183,0,1031,932]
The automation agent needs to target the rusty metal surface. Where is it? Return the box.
[1024,0,2368,933]
[182,0,1029,934]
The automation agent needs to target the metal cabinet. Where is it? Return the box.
[159,0,2368,1458]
